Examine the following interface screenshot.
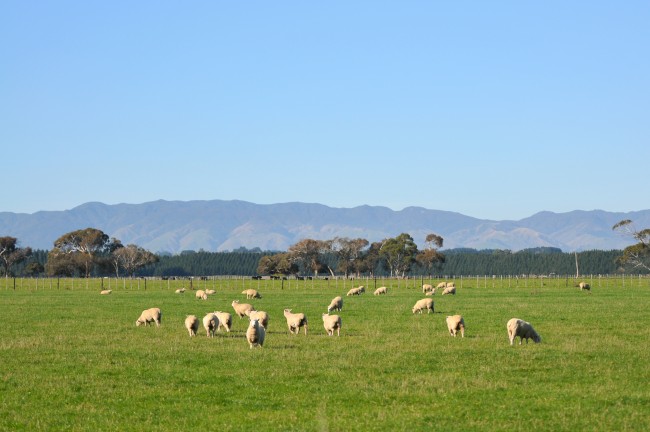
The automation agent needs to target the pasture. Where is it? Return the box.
[1,277,649,431]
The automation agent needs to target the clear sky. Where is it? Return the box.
[2,1,648,220]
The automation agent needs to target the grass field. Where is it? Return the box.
[1,277,649,431]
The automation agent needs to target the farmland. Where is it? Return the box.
[1,277,649,431]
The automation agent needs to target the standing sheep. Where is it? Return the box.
[327,296,343,313]
[507,318,541,345]
[202,313,219,338]
[412,298,434,314]
[446,315,465,338]
[442,286,456,295]
[232,300,255,318]
[283,309,308,335]
[135,308,162,327]
[246,318,266,348]
[242,289,262,299]
[184,315,199,337]
[422,284,433,294]
[205,289,216,295]
[248,310,269,329]
[175,288,186,294]
[100,290,112,295]
[195,290,208,300]
[322,313,342,336]
[436,282,447,290]
[578,282,591,291]
[214,311,232,332]
[373,286,388,295]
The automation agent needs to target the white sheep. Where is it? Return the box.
[232,300,255,318]
[322,313,342,336]
[202,313,219,338]
[422,284,433,294]
[283,309,308,335]
[242,289,261,299]
[327,296,343,313]
[174,288,186,294]
[346,286,364,296]
[507,318,541,345]
[205,289,216,295]
[185,315,199,337]
[412,298,434,314]
[246,318,266,348]
[446,282,455,288]
[248,310,269,329]
[195,289,208,300]
[214,311,232,332]
[446,315,465,338]
[578,282,591,291]
[373,286,388,295]
[100,289,112,295]
[436,282,447,290]
[135,308,162,327]
[442,286,456,295]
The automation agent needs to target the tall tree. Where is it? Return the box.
[47,228,118,277]
[380,233,419,277]
[327,237,369,277]
[417,233,446,276]
[257,253,298,276]
[0,237,32,277]
[112,244,158,277]
[288,239,328,276]
[612,220,650,272]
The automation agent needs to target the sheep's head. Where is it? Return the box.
[136,319,143,327]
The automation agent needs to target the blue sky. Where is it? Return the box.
[2,1,648,220]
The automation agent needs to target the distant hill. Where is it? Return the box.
[1,200,647,253]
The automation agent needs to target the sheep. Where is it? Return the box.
[327,296,343,313]
[507,318,541,345]
[205,289,216,295]
[185,315,199,337]
[174,288,186,294]
[242,289,261,299]
[214,311,232,332]
[446,315,465,338]
[322,313,342,336]
[248,310,269,329]
[195,290,208,300]
[135,307,162,327]
[283,309,308,335]
[346,286,364,296]
[422,284,433,294]
[436,282,447,290]
[232,300,255,318]
[373,286,388,295]
[246,318,266,348]
[100,289,112,295]
[425,290,436,296]
[446,282,456,288]
[202,313,219,338]
[442,285,456,295]
[412,298,434,314]
[579,282,591,291]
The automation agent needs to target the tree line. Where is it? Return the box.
[1,221,648,278]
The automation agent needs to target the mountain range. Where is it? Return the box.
[1,200,647,254]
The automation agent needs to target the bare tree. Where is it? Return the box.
[0,236,32,277]
[112,244,158,277]
[612,220,650,272]
[417,233,445,276]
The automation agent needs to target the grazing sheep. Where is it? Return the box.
[412,298,434,314]
[283,309,308,335]
[374,286,388,295]
[425,290,436,296]
[205,289,216,295]
[246,318,266,348]
[202,313,219,338]
[175,288,186,294]
[322,313,342,336]
[185,315,199,337]
[135,308,162,327]
[346,286,364,296]
[248,310,269,329]
[100,289,112,295]
[422,284,433,294]
[232,300,255,318]
[446,315,465,338]
[327,296,343,313]
[214,311,232,332]
[195,290,208,300]
[436,282,447,290]
[507,318,541,345]
[442,285,456,295]
[242,289,261,299]
[446,282,455,288]
[579,282,591,291]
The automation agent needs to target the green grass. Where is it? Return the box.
[1,278,649,431]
